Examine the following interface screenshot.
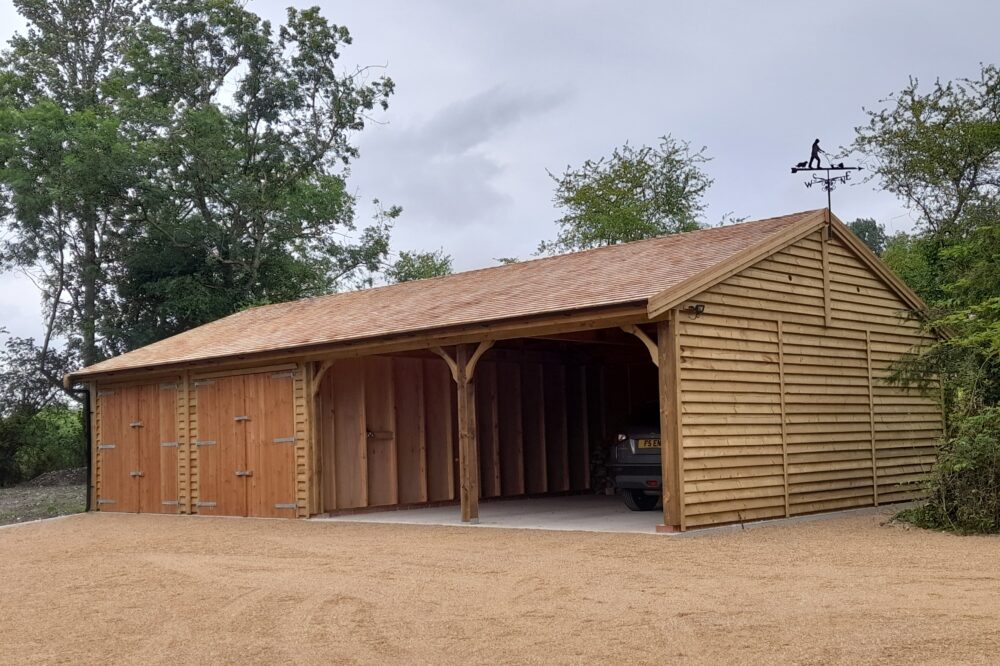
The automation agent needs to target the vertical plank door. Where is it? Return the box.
[97,388,138,512]
[157,383,180,513]
[195,376,248,516]
[245,372,297,518]
[135,383,164,513]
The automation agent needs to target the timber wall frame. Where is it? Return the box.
[82,212,944,530]
[668,223,941,528]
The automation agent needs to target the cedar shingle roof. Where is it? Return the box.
[71,210,822,379]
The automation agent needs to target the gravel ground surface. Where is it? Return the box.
[1,511,997,665]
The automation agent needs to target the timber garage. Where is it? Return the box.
[66,210,943,531]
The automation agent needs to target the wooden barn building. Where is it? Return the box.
[65,210,942,531]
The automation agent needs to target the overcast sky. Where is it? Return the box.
[1,1,998,341]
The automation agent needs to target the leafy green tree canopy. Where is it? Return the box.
[0,0,396,364]
[385,249,453,283]
[854,65,1000,239]
[846,217,889,255]
[854,63,1000,416]
[538,135,712,254]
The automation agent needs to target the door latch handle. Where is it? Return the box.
[234,415,250,422]
[130,470,144,477]
[129,421,143,428]
[235,470,253,477]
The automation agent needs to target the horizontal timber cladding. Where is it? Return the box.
[677,228,943,528]
[316,352,612,513]
[93,379,182,513]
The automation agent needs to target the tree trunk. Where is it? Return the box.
[81,211,99,368]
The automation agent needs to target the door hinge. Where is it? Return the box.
[234,470,253,477]
[194,440,216,447]
[271,371,294,379]
[195,501,217,507]
[129,421,143,428]
[161,500,179,506]
[97,443,116,449]
[274,503,297,510]
[96,498,116,505]
[97,390,115,397]
[160,383,178,390]
[234,415,250,422]
[160,441,179,448]
[130,470,144,477]
[193,379,215,387]
[273,436,295,443]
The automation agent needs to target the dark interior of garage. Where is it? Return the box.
[314,328,660,515]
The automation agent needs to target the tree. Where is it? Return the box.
[853,63,1000,416]
[0,406,83,486]
[881,232,939,302]
[0,0,142,372]
[0,329,80,486]
[0,330,75,416]
[0,0,396,365]
[385,249,453,283]
[538,135,712,254]
[854,66,1000,240]
[847,218,888,255]
[854,64,1000,532]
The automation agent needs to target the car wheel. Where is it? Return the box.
[623,489,659,511]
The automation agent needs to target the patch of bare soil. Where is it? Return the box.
[0,484,85,526]
[0,512,998,665]
[23,467,87,487]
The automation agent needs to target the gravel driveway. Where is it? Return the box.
[1,511,997,665]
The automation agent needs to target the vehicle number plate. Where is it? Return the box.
[637,438,660,449]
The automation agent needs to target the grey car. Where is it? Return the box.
[607,411,662,511]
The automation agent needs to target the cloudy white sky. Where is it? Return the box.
[1,1,998,341]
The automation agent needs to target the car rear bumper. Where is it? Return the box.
[608,465,662,491]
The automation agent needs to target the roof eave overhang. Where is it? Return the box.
[64,300,653,387]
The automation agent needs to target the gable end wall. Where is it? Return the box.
[676,229,942,527]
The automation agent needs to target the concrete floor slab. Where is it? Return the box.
[313,495,916,536]
[315,495,663,534]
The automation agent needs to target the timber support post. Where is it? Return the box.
[656,316,685,532]
[432,340,494,523]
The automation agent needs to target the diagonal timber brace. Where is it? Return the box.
[620,324,659,367]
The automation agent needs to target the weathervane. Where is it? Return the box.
[791,138,862,214]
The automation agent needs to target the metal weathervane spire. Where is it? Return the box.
[791,139,861,215]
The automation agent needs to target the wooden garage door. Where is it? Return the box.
[195,375,245,516]
[195,371,296,517]
[96,383,179,513]
[97,388,138,512]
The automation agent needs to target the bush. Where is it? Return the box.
[903,408,1000,534]
[0,407,84,487]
